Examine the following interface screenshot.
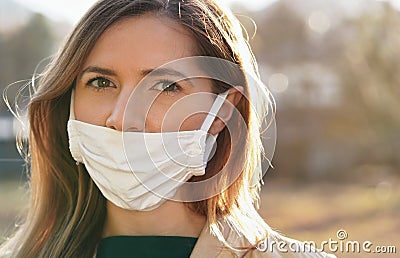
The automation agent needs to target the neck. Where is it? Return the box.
[102,200,206,238]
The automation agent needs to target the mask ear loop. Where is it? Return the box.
[200,90,229,132]
[200,90,229,163]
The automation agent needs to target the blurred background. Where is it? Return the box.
[0,0,399,257]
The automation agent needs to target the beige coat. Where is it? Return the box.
[190,222,337,258]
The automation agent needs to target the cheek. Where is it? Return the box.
[179,113,208,131]
[74,90,110,126]
[144,107,163,132]
[146,107,207,132]
[145,96,213,132]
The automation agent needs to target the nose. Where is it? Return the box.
[105,89,145,132]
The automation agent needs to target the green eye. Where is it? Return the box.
[87,77,115,89]
[163,83,179,92]
[153,80,180,93]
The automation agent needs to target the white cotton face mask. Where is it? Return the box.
[67,90,228,211]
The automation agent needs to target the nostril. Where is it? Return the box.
[105,119,119,131]
[124,127,142,132]
[105,118,123,131]
[105,113,124,131]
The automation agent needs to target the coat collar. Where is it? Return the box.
[190,220,251,258]
[190,222,224,258]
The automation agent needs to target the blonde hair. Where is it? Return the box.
[1,0,274,256]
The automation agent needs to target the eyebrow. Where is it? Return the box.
[143,68,194,88]
[141,68,189,80]
[80,66,190,81]
[80,66,117,77]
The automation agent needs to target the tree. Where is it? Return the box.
[1,13,54,113]
[336,3,400,168]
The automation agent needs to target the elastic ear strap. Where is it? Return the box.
[69,89,76,120]
[200,90,229,132]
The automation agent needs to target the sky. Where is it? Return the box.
[14,0,278,25]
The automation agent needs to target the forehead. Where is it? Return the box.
[82,14,197,73]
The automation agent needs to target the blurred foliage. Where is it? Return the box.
[338,4,400,168]
[0,13,54,112]
[238,1,400,182]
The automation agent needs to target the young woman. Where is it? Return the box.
[1,0,335,257]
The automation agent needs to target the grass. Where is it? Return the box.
[0,179,398,257]
[259,179,400,257]
[0,180,29,241]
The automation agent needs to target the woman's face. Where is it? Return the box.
[74,15,218,133]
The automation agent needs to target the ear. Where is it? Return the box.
[209,86,244,135]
